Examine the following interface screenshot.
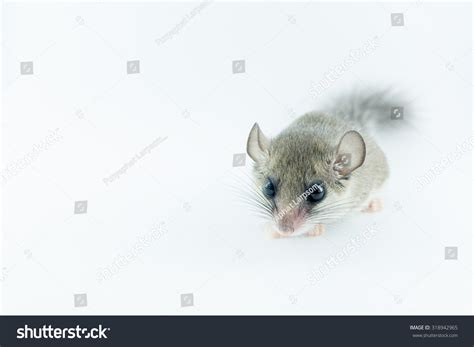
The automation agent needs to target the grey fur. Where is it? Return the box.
[247,89,401,234]
[323,87,411,132]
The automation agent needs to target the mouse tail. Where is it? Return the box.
[324,87,415,133]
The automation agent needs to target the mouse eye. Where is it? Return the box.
[263,178,276,198]
[307,182,325,203]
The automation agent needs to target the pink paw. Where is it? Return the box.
[307,224,325,237]
[362,198,383,213]
[269,230,283,239]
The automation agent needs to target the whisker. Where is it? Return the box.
[227,171,274,219]
[312,198,358,211]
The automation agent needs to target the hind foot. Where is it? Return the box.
[362,198,383,213]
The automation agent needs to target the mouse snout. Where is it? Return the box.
[276,209,305,235]
[278,223,294,235]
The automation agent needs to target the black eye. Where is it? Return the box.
[263,179,276,198]
[306,182,325,203]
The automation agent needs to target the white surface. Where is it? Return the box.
[1,2,472,314]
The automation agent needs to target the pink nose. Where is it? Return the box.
[278,223,294,235]
[277,209,305,234]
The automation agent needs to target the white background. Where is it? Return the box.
[1,1,472,314]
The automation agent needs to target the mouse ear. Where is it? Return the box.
[247,123,270,162]
[333,130,366,177]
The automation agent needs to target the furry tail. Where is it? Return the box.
[324,87,413,132]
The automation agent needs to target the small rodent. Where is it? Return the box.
[246,89,407,238]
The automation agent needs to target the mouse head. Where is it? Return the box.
[246,122,366,236]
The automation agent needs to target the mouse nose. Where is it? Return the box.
[278,224,294,235]
[277,208,305,235]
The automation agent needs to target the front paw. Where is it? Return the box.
[306,224,325,237]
